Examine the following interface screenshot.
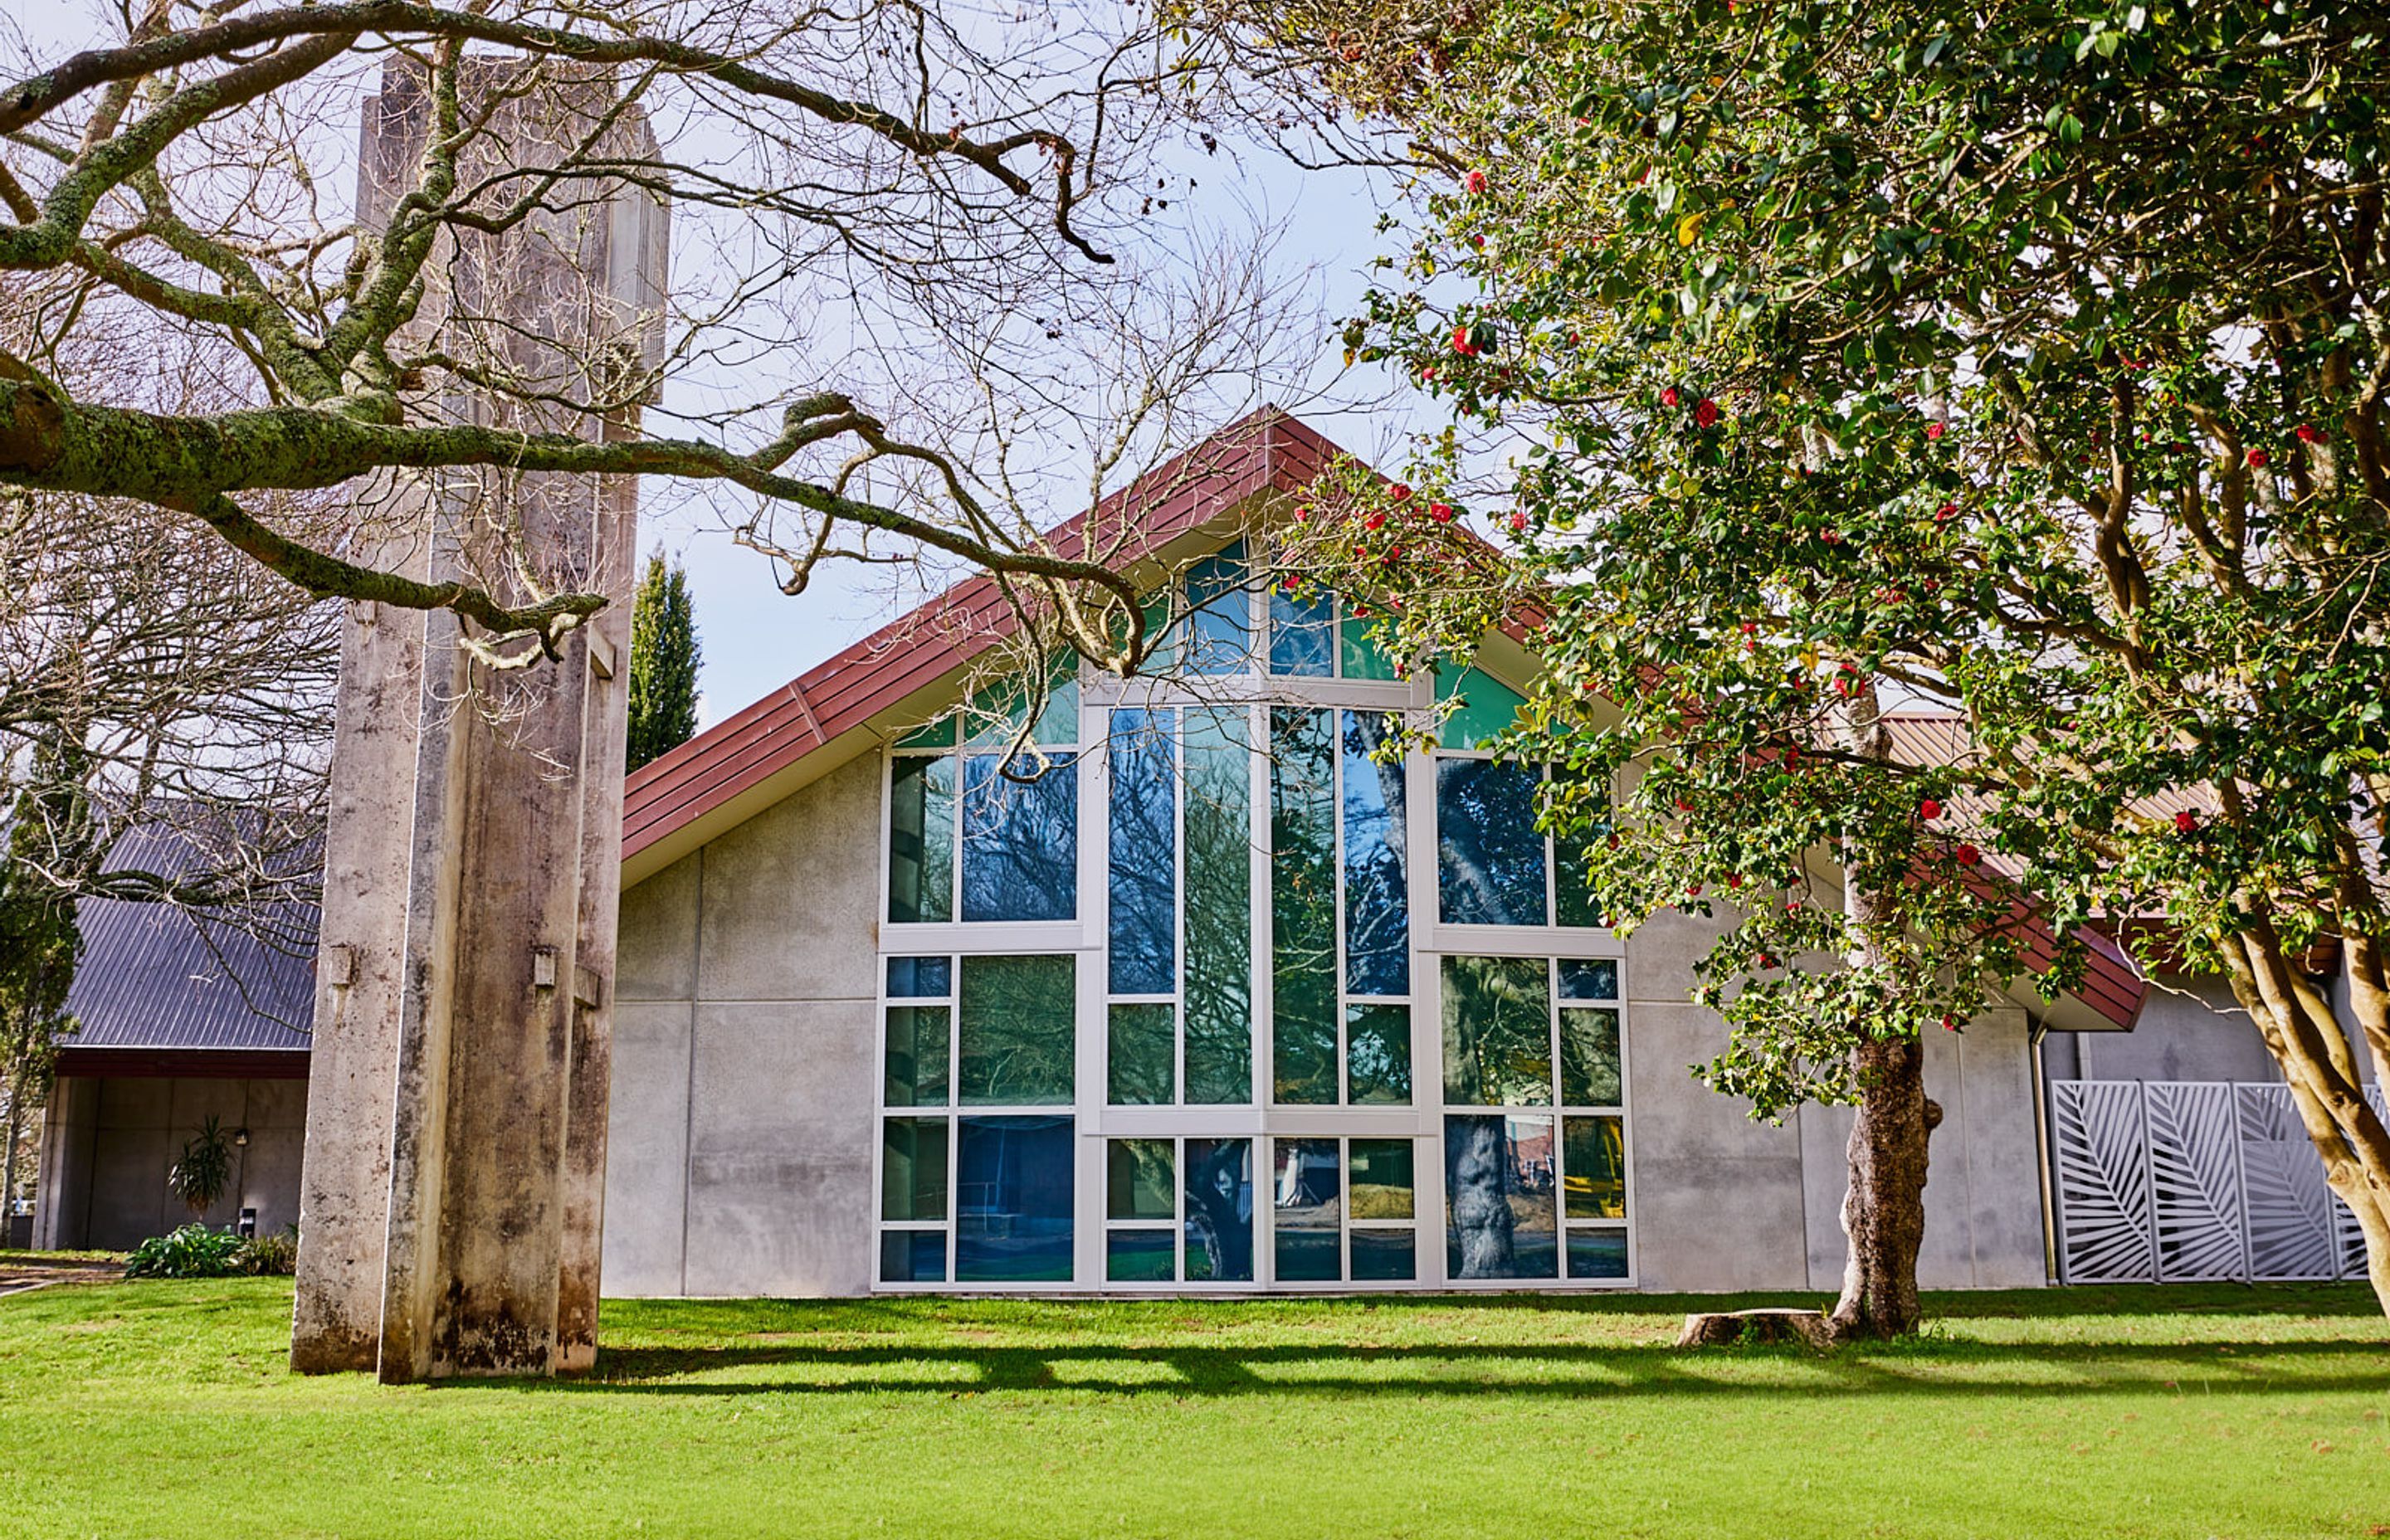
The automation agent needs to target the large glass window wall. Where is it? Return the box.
[876,542,1632,1291]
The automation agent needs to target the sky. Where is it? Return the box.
[6,2,1451,727]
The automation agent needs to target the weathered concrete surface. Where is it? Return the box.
[288,63,663,1381]
[605,753,881,1297]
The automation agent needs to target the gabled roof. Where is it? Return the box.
[621,407,1344,880]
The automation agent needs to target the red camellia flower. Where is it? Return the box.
[1466,169,1489,193]
[1820,529,1841,545]
[1419,365,1436,382]
[1428,501,1456,523]
[2175,808,2199,834]
[1757,953,1777,969]
[1695,397,1720,429]
[1509,510,1527,532]
[1687,883,1703,897]
[2296,423,2325,444]
[1727,874,1744,889]
[1925,421,1946,441]
[1364,511,1386,531]
[1919,797,1943,821]
[1388,482,1413,502]
[1661,386,1680,408]
[1942,1014,1961,1033]
[1954,843,1981,866]
[1292,504,1309,522]
[1451,325,1477,356]
[1936,502,1958,523]
[2247,448,2270,468]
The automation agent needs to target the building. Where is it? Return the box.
[32,412,2378,1290]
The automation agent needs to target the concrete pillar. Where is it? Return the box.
[289,63,666,1382]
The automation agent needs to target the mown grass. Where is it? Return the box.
[1,1279,2386,1538]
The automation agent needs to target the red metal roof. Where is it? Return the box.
[622,407,1344,868]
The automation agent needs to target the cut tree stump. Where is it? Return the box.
[1675,1308,1832,1349]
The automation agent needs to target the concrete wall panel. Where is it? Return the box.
[600,1000,695,1295]
[695,753,881,1003]
[617,851,700,1001]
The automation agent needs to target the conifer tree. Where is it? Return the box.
[626,551,703,772]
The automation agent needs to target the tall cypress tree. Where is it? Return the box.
[626,550,703,772]
[0,751,87,1228]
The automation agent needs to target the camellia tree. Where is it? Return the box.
[1246,0,2390,1325]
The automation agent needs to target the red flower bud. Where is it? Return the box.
[1451,326,1477,357]
[2174,808,2198,835]
[1661,387,1680,408]
[1509,510,1527,532]
[1935,502,1958,524]
[1388,482,1412,502]
[1364,511,1386,530]
[1925,421,1946,441]
[1727,874,1743,889]
[2295,423,2325,444]
[1954,843,1981,866]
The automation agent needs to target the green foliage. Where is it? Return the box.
[166,1116,233,1216]
[1287,0,2390,1120]
[237,1225,300,1277]
[122,1223,247,1279]
[626,549,703,772]
[0,758,85,1105]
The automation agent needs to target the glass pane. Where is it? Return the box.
[880,1117,948,1221]
[886,956,952,998]
[1107,1138,1177,1221]
[961,752,1078,923]
[1273,1138,1341,1282]
[1436,759,1549,926]
[955,1115,1075,1282]
[1107,708,1177,995]
[1559,1007,1622,1107]
[1339,608,1400,680]
[1106,1229,1176,1282]
[1345,1003,1412,1106]
[1185,539,1253,675]
[1183,1138,1255,1282]
[1349,1138,1416,1220]
[1340,711,1410,996]
[1270,583,1334,675]
[897,719,958,749]
[1435,665,1529,750]
[1107,1002,1175,1106]
[965,657,1080,748]
[1441,954,1554,1106]
[1349,1230,1416,1282]
[1444,1114,1558,1279]
[1555,850,1602,929]
[1183,708,1252,1104]
[887,755,955,924]
[879,1230,947,1284]
[958,955,1076,1105]
[1563,1116,1627,1220]
[1558,958,1619,1001]
[883,1005,949,1107]
[1271,708,1338,1104]
[1566,1227,1630,1279]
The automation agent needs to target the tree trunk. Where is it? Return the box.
[0,1065,22,1238]
[1828,1036,1940,1341]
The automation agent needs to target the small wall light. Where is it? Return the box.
[233,1128,251,1148]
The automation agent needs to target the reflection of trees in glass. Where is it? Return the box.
[1340,711,1409,996]
[1106,1003,1174,1105]
[962,753,1078,922]
[1274,1137,1341,1281]
[883,1004,949,1106]
[1184,1137,1254,1281]
[1106,1138,1175,1220]
[1184,541,1254,675]
[880,1117,947,1221]
[1559,1007,1622,1106]
[1344,1003,1412,1105]
[957,955,1075,1104]
[1107,709,1176,994]
[1563,1117,1627,1220]
[1445,1114,1558,1279]
[1435,758,1548,926]
[1441,954,1554,1106]
[887,755,955,923]
[1183,709,1252,1104]
[1270,708,1338,1104]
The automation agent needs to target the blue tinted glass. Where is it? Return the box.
[1186,540,1252,675]
[1444,1114,1558,1279]
[1183,709,1253,1104]
[1106,1229,1176,1282]
[955,1115,1075,1282]
[1183,1137,1254,1282]
[1436,758,1549,925]
[1270,584,1334,675]
[1349,1230,1416,1282]
[962,753,1077,922]
[1107,709,1176,994]
[1340,711,1409,995]
[1566,1228,1630,1279]
[1270,709,1337,1104]
[1273,1138,1341,1282]
[878,1230,947,1284]
[1558,958,1618,1000]
[886,956,952,998]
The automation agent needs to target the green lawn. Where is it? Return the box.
[2,1280,2387,1538]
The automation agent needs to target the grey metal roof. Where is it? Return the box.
[61,819,318,1053]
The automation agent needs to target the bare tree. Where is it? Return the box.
[0,0,1325,677]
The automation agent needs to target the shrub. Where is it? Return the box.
[239,1226,299,1277]
[124,1224,246,1279]
[166,1116,233,1215]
